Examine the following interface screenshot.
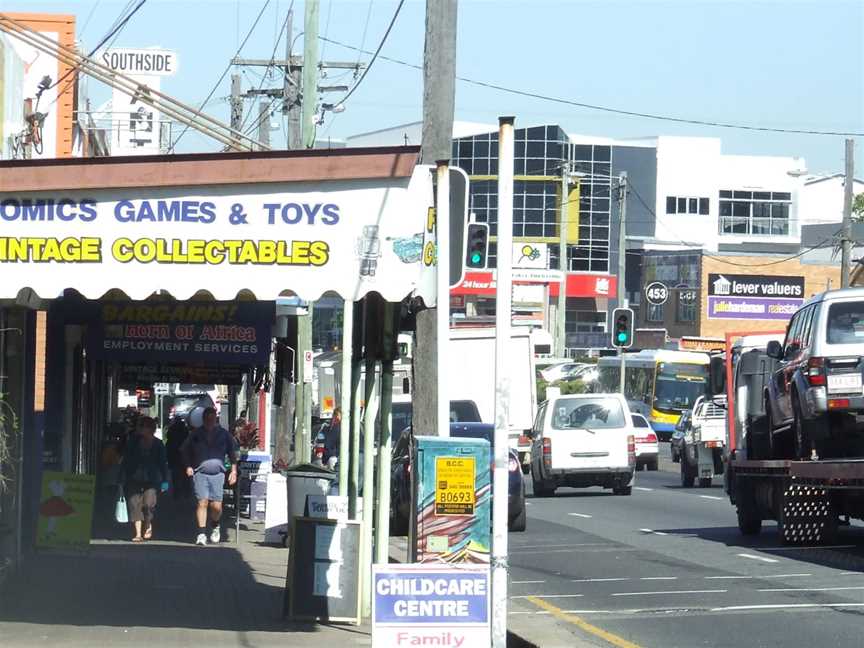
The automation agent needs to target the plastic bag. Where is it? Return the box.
[115,487,128,524]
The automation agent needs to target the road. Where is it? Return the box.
[508,463,864,648]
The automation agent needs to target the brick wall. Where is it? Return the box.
[699,255,840,339]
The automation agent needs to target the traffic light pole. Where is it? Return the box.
[617,172,628,395]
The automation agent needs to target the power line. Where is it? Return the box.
[319,36,864,138]
[237,4,293,134]
[339,0,405,106]
[170,0,272,152]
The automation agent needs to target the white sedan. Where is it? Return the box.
[540,362,587,383]
[631,413,659,471]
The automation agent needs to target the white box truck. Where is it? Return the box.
[448,326,538,468]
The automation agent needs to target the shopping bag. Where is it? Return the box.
[115,488,128,524]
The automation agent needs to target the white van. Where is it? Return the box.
[529,393,636,496]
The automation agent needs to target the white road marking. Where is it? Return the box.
[714,602,864,612]
[760,545,856,551]
[612,589,727,597]
[639,528,668,536]
[641,576,678,581]
[764,573,812,578]
[512,580,545,584]
[758,586,864,593]
[568,513,593,518]
[572,577,630,583]
[737,553,779,563]
[705,576,751,580]
[511,594,584,599]
[840,572,863,576]
[634,487,653,492]
[525,502,533,506]
[699,495,723,501]
[511,543,609,550]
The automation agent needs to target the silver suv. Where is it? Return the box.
[765,287,864,459]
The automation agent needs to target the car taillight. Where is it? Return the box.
[807,357,826,386]
[508,457,519,472]
[314,446,324,457]
[542,437,552,468]
[635,433,658,444]
[627,435,636,466]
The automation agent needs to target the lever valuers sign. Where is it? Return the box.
[707,273,805,320]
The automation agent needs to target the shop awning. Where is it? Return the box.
[0,147,436,304]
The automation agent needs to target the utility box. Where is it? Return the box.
[410,436,490,564]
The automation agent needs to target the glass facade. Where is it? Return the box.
[451,125,613,273]
[718,190,792,236]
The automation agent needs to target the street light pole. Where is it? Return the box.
[841,139,855,288]
[556,167,568,358]
[617,172,628,394]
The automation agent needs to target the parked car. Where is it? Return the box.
[670,410,691,463]
[765,288,864,459]
[540,362,587,383]
[529,393,636,496]
[166,393,215,423]
[631,413,658,471]
[389,420,526,535]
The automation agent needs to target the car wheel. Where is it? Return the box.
[648,459,659,472]
[698,477,712,488]
[612,486,632,496]
[680,448,696,488]
[509,504,527,532]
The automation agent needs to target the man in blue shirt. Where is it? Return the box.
[181,407,238,546]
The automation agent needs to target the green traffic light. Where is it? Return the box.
[471,252,482,264]
[617,332,627,343]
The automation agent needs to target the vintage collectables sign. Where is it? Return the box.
[707,273,804,320]
[435,456,476,516]
[0,168,433,303]
[373,564,490,648]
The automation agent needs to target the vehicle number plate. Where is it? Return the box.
[827,373,863,394]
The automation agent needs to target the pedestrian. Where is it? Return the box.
[165,417,191,500]
[120,416,169,542]
[181,406,239,546]
[323,407,342,467]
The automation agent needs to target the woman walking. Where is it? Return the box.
[120,416,169,542]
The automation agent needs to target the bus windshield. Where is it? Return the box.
[653,362,708,413]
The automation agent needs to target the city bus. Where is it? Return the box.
[596,349,710,440]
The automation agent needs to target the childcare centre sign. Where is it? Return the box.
[0,168,432,302]
[372,564,490,647]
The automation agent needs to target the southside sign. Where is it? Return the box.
[707,273,804,321]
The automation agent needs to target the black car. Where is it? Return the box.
[671,410,691,463]
[390,421,526,535]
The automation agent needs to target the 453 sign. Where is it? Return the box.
[645,282,669,306]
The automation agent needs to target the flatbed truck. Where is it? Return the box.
[719,331,864,544]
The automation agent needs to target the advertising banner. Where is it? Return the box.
[88,301,273,365]
[36,471,96,551]
[0,168,432,303]
[707,273,804,320]
[372,564,490,648]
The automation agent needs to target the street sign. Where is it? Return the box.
[153,383,169,395]
[435,456,476,515]
[373,564,491,647]
[303,350,313,383]
[645,282,669,306]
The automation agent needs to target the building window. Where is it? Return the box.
[646,303,664,322]
[677,292,697,323]
[718,190,792,236]
[665,195,710,215]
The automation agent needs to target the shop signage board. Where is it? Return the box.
[645,281,669,306]
[101,48,178,76]
[372,563,491,648]
[707,273,804,320]
[453,270,614,297]
[0,168,433,304]
[88,301,273,365]
[36,471,96,551]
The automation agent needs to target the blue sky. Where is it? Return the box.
[4,0,862,172]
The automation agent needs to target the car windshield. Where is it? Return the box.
[827,301,864,344]
[653,363,708,413]
[552,397,625,430]
[450,400,481,422]
[451,425,494,445]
